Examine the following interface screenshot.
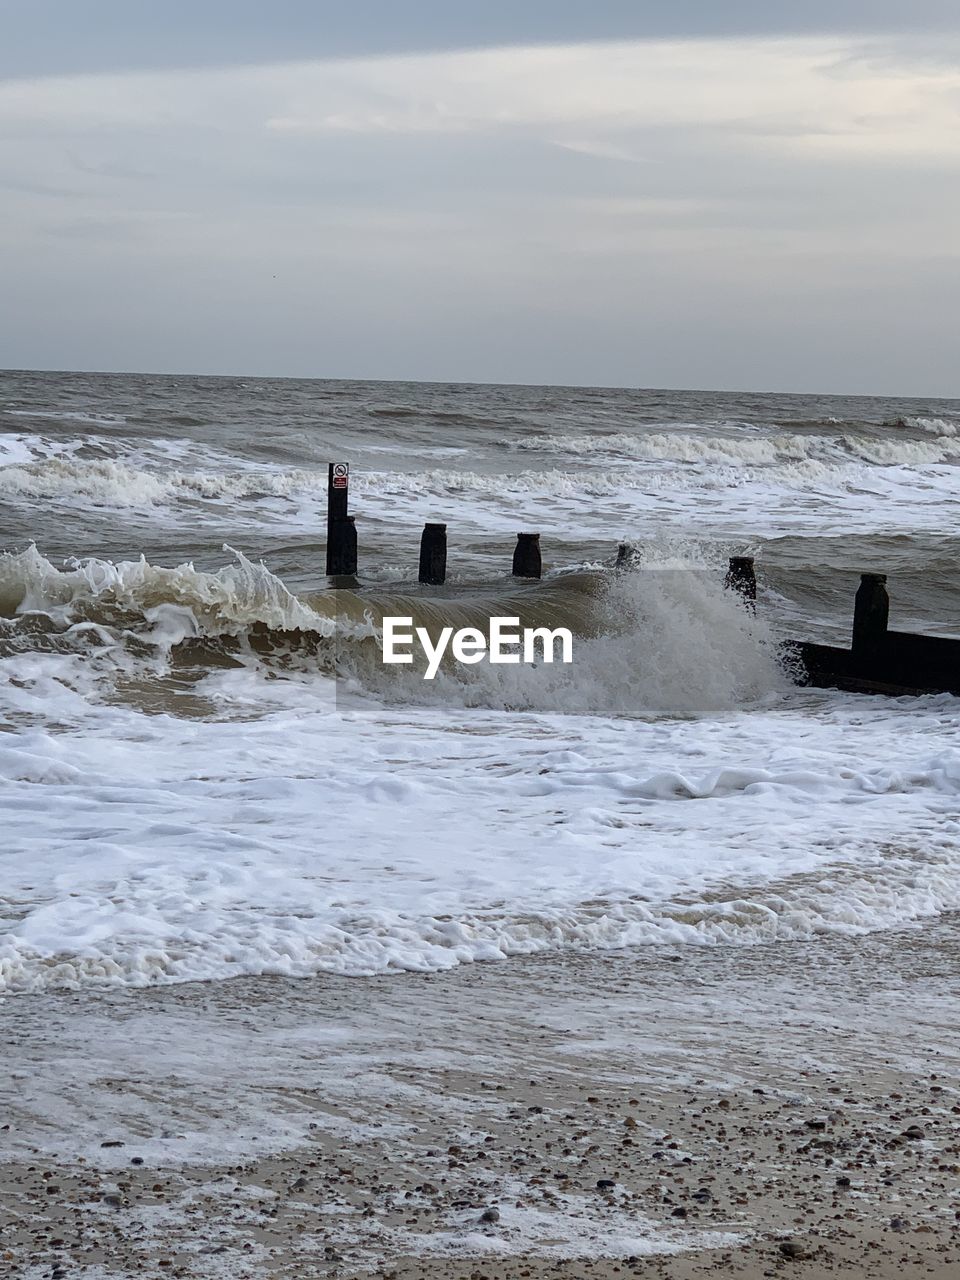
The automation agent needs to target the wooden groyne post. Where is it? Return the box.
[851,572,889,661]
[513,532,542,579]
[315,467,958,699]
[419,523,447,585]
[725,556,757,606]
[325,462,357,577]
[791,573,960,696]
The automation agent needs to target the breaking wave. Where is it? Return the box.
[0,544,333,638]
[0,456,335,507]
[2,424,959,518]
[884,415,959,437]
[512,429,960,466]
[0,545,783,718]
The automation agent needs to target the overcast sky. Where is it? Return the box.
[2,2,959,394]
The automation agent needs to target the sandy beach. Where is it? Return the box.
[3,919,959,1279]
[6,5,960,1275]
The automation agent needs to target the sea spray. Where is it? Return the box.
[0,547,784,718]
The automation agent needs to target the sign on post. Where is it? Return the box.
[326,461,357,576]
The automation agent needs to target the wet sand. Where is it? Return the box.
[2,921,960,1278]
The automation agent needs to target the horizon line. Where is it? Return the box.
[2,365,958,404]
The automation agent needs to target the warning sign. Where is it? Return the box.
[331,462,349,489]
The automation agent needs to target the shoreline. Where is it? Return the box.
[2,924,959,1277]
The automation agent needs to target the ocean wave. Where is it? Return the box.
[0,431,88,467]
[367,404,503,427]
[0,544,335,637]
[3,408,128,428]
[359,448,958,503]
[2,429,958,516]
[0,546,782,718]
[0,456,332,507]
[884,415,960,438]
[511,429,960,467]
[349,568,783,718]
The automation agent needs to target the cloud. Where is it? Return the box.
[4,35,958,162]
[1,34,959,390]
[4,1,960,82]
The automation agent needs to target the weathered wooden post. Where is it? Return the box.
[419,522,447,585]
[513,532,542,579]
[326,462,358,577]
[851,572,889,661]
[725,556,756,606]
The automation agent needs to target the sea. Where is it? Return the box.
[1,369,959,994]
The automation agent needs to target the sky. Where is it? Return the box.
[2,2,960,394]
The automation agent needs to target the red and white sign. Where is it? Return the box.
[331,463,349,489]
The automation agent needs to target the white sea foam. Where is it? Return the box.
[513,428,960,466]
[893,415,959,438]
[389,1185,743,1259]
[3,545,958,995]
[354,569,784,718]
[0,544,333,635]
[0,431,86,467]
[2,423,959,552]
[3,380,960,997]
[1,629,958,993]
[3,430,957,513]
[0,455,334,508]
